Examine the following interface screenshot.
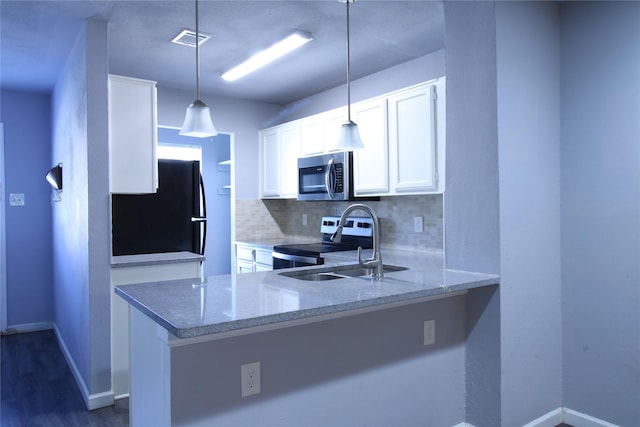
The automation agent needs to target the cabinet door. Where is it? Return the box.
[388,84,437,193]
[260,127,281,197]
[280,122,300,198]
[108,75,158,194]
[353,99,389,195]
[299,115,324,156]
[322,107,347,153]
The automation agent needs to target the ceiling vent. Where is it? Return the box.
[171,29,211,47]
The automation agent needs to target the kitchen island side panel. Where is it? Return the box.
[167,296,466,427]
[129,307,171,427]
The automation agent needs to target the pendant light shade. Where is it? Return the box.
[338,120,364,150]
[180,0,217,138]
[180,99,217,138]
[334,0,364,151]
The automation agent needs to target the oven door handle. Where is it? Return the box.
[272,251,321,265]
[324,158,336,200]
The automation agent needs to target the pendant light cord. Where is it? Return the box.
[346,0,352,122]
[195,0,201,101]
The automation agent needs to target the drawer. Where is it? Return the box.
[237,261,254,274]
[237,246,255,262]
[255,249,273,267]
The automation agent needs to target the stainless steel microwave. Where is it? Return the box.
[297,151,353,201]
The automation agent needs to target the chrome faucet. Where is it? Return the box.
[330,203,384,279]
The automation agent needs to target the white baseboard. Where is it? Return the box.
[523,408,564,427]
[53,324,114,410]
[563,408,621,427]
[2,321,53,334]
[522,407,621,427]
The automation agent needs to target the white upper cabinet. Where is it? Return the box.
[388,84,437,193]
[260,122,300,199]
[322,107,347,153]
[260,127,281,197]
[353,99,389,195]
[299,115,324,156]
[280,122,301,198]
[259,78,445,199]
[108,75,158,194]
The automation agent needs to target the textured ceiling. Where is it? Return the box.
[1,0,444,105]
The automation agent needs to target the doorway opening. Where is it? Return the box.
[157,126,231,276]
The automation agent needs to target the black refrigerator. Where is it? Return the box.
[111,159,206,256]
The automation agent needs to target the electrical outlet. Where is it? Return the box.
[423,320,435,346]
[414,216,424,233]
[241,361,261,397]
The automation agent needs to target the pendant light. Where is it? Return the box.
[180,0,217,138]
[336,0,364,150]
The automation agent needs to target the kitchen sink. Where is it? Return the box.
[279,264,408,281]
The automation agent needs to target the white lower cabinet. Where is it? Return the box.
[110,260,201,398]
[235,244,273,273]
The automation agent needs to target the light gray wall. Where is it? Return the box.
[560,2,640,425]
[444,2,501,425]
[495,2,563,425]
[51,18,112,406]
[156,87,281,201]
[444,2,500,276]
[0,90,54,330]
[277,50,445,125]
[170,297,467,427]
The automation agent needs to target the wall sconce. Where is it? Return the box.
[46,163,62,202]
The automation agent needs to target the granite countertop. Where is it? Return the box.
[111,251,205,268]
[115,248,499,339]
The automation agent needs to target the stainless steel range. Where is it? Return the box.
[272,216,374,269]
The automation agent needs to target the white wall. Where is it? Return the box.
[51,18,112,408]
[496,2,563,425]
[560,2,640,425]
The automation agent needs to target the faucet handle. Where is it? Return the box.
[357,246,374,267]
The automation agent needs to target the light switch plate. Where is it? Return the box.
[9,193,25,206]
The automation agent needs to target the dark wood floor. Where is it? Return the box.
[1,329,128,427]
[2,330,577,427]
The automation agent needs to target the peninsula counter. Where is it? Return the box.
[115,249,499,426]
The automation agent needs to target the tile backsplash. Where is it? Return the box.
[235,195,443,252]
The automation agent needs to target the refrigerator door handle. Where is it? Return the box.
[195,173,207,256]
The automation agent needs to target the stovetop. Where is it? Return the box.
[273,216,374,257]
[272,241,366,257]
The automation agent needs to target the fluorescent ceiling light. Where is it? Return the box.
[221,30,313,82]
